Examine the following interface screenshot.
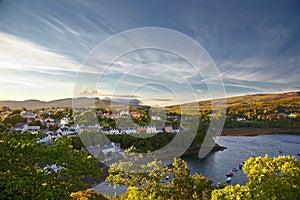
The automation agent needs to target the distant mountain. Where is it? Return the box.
[0,91,299,110]
[0,97,142,110]
[0,98,98,110]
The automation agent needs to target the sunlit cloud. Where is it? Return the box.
[0,32,81,74]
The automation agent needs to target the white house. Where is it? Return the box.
[172,128,180,133]
[45,117,55,126]
[37,134,52,144]
[146,126,157,134]
[151,116,162,121]
[109,128,120,134]
[43,164,65,174]
[85,142,121,158]
[60,117,70,125]
[236,117,246,122]
[20,111,37,118]
[80,125,101,131]
[48,131,62,140]
[120,127,136,134]
[69,125,80,135]
[23,125,40,134]
[56,127,69,136]
[288,113,298,118]
[101,144,116,155]
[120,111,130,118]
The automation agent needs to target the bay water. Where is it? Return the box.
[95,134,300,194]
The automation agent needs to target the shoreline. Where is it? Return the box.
[221,128,300,136]
[88,128,300,186]
[183,128,300,156]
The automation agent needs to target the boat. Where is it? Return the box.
[226,172,233,177]
[226,177,232,182]
[232,167,238,172]
[297,152,300,156]
[279,150,283,153]
[239,163,243,169]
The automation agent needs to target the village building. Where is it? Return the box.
[136,126,147,134]
[151,115,162,121]
[20,111,37,118]
[120,127,136,134]
[23,125,40,134]
[164,125,173,133]
[146,125,157,134]
[60,117,70,125]
[109,128,120,134]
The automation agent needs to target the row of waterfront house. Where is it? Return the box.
[33,124,179,144]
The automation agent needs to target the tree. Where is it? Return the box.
[105,149,213,200]
[70,189,108,200]
[71,151,212,200]
[74,110,98,126]
[2,114,27,126]
[0,127,102,200]
[0,106,10,112]
[212,155,300,200]
[50,109,67,120]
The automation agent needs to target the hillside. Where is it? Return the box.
[165,91,300,114]
[0,97,145,111]
[0,91,299,111]
[0,98,111,110]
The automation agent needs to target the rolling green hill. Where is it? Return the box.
[165,91,300,114]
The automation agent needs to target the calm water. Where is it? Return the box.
[95,134,300,194]
[182,134,300,185]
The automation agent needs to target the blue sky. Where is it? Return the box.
[0,0,299,105]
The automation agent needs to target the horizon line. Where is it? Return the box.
[0,90,299,107]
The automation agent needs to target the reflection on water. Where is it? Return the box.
[182,134,300,185]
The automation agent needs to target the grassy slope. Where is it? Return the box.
[165,91,300,114]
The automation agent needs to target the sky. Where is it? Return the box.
[0,0,300,106]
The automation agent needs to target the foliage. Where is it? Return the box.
[74,110,98,126]
[104,150,213,200]
[212,155,300,200]
[2,114,27,126]
[79,130,111,146]
[71,189,108,200]
[107,132,175,153]
[0,106,10,112]
[0,127,102,200]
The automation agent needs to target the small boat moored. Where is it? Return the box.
[226,177,232,182]
[226,172,233,177]
[239,163,243,169]
[232,167,238,172]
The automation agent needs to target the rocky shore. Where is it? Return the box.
[183,143,227,156]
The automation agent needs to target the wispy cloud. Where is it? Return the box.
[1,0,299,103]
[0,32,81,74]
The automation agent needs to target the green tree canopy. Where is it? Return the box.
[212,155,300,200]
[105,148,212,200]
[0,126,101,200]
[74,110,98,126]
[2,114,27,126]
